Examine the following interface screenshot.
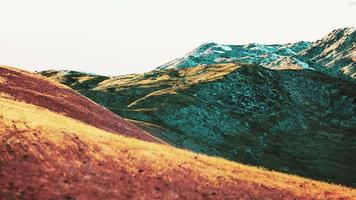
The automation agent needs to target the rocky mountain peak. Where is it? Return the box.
[157,28,355,81]
[298,27,355,80]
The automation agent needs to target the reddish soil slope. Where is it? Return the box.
[0,66,159,143]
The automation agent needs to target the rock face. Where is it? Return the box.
[158,27,355,81]
[41,63,356,187]
[299,27,356,80]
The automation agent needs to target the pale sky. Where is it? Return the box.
[0,0,355,75]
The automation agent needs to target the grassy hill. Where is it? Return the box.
[0,66,159,143]
[41,63,356,187]
[1,69,355,198]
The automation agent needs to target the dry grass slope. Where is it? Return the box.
[0,65,159,143]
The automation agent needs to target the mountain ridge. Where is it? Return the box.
[158,27,355,81]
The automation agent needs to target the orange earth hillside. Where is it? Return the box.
[0,97,355,200]
[0,66,159,143]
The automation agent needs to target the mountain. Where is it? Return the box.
[299,27,356,80]
[41,63,356,187]
[158,27,355,81]
[3,66,356,199]
[157,41,311,70]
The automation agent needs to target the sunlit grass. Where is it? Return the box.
[1,65,71,89]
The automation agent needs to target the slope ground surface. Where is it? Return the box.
[41,63,356,187]
[1,97,355,199]
[0,66,159,143]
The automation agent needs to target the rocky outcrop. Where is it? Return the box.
[299,27,355,80]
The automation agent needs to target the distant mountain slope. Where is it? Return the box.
[41,63,356,187]
[0,66,159,143]
[158,27,355,81]
[299,27,356,80]
[2,77,356,199]
[157,41,311,70]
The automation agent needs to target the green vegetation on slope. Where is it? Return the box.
[41,63,356,187]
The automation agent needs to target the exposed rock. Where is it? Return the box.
[299,27,356,80]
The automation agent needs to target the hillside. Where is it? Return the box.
[0,66,159,143]
[41,63,356,187]
[158,27,355,81]
[1,90,356,199]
